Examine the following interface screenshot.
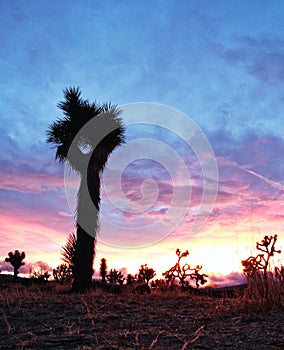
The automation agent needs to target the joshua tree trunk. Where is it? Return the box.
[13,268,18,282]
[71,160,100,292]
[72,224,95,291]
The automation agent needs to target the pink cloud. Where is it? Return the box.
[0,159,64,194]
[0,259,53,275]
[0,204,74,271]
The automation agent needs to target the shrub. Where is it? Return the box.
[106,269,125,285]
[126,273,136,285]
[100,258,107,283]
[30,268,51,282]
[53,264,73,284]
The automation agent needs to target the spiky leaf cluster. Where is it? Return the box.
[46,87,125,169]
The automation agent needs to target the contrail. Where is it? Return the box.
[240,166,284,191]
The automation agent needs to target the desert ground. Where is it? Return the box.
[1,281,284,350]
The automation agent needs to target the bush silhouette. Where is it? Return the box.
[106,269,125,285]
[100,258,108,283]
[53,264,73,284]
[5,250,25,281]
[126,273,136,285]
[133,283,151,295]
[31,268,50,282]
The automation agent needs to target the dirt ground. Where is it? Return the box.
[1,283,284,350]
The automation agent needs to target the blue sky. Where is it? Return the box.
[0,0,284,285]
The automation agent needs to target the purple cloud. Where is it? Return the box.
[0,259,53,275]
[209,271,246,287]
[0,159,64,194]
[222,35,284,84]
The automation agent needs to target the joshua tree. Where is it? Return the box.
[242,234,282,300]
[107,269,125,285]
[138,264,156,285]
[5,250,25,281]
[47,87,125,291]
[163,249,208,289]
[242,234,281,278]
[100,258,108,283]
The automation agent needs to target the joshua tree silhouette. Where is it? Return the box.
[242,234,281,278]
[5,250,25,281]
[138,264,156,285]
[47,87,125,291]
[163,249,208,289]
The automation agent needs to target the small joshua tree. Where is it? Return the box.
[100,258,108,283]
[163,249,208,289]
[241,234,282,303]
[189,265,208,288]
[138,264,156,285]
[242,234,281,279]
[5,250,26,281]
[107,269,125,285]
[53,264,73,284]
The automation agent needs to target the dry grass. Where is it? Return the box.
[226,272,284,324]
[1,280,284,349]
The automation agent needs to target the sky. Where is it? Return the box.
[0,0,284,286]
